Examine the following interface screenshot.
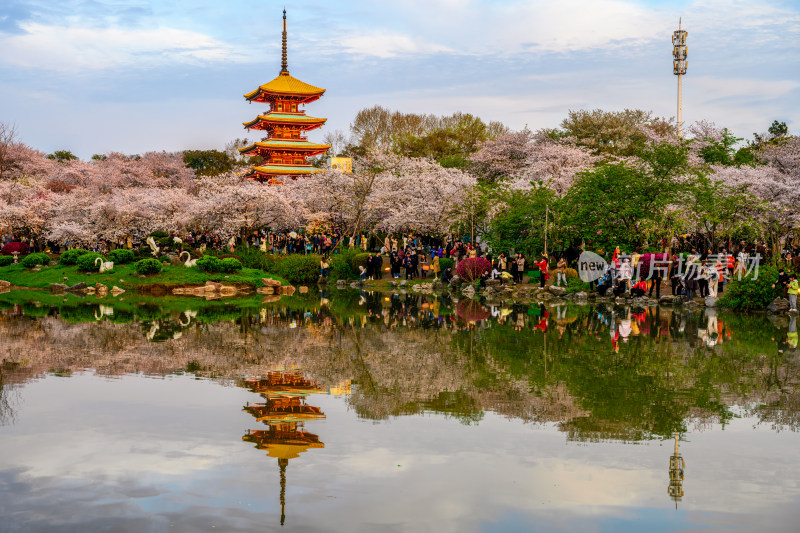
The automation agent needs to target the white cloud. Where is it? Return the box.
[335,32,454,58]
[0,21,250,72]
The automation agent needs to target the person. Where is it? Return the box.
[440,266,453,284]
[432,254,441,280]
[555,256,568,287]
[372,254,383,280]
[359,264,367,282]
[788,274,798,311]
[707,261,720,297]
[509,257,519,284]
[516,253,527,284]
[498,253,508,273]
[773,268,790,299]
[320,256,330,278]
[419,253,428,279]
[698,263,709,298]
[630,280,647,297]
[534,255,548,288]
[619,258,632,293]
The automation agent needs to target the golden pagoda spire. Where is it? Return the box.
[280,9,289,75]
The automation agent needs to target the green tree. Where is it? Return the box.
[480,183,555,256]
[685,173,758,249]
[562,141,690,249]
[46,150,78,162]
[560,108,673,156]
[183,149,236,176]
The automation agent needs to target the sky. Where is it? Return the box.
[0,0,798,158]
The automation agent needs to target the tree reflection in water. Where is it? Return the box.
[1,290,800,445]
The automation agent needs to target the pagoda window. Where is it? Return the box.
[276,103,283,111]
[291,103,297,112]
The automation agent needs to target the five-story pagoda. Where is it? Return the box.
[240,10,329,181]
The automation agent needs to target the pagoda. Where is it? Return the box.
[239,10,330,181]
[240,371,326,526]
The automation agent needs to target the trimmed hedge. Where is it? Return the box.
[108,249,135,264]
[0,256,13,267]
[20,253,51,268]
[135,258,162,275]
[59,248,90,265]
[76,253,105,272]
[438,257,454,271]
[196,256,243,273]
[275,254,321,285]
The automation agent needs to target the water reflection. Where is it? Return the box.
[241,372,327,526]
[2,290,800,530]
[2,289,800,444]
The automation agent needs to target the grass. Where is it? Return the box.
[0,263,288,290]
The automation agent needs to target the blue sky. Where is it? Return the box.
[0,0,798,158]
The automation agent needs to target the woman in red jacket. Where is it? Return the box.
[535,255,549,288]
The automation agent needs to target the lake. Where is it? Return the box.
[1,289,799,532]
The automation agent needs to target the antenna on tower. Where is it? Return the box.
[672,18,688,136]
[280,9,289,75]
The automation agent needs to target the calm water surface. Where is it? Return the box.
[1,290,799,532]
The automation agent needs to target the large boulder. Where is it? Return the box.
[659,296,675,305]
[205,281,222,292]
[705,297,718,308]
[485,279,501,288]
[49,283,69,293]
[67,282,87,292]
[768,298,791,314]
[0,280,10,288]
[280,285,296,296]
[336,280,348,289]
[165,253,182,266]
[262,278,282,288]
[257,286,275,295]
[548,285,567,297]
[299,286,309,294]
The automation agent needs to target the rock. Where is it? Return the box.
[449,275,461,289]
[461,285,476,298]
[400,280,407,287]
[299,286,309,294]
[31,266,41,272]
[0,280,10,287]
[705,297,718,308]
[349,282,360,289]
[67,282,87,291]
[767,298,791,314]
[336,280,348,289]
[257,286,275,295]
[172,288,186,295]
[659,296,674,305]
[110,286,125,295]
[165,253,181,266]
[548,286,567,297]
[390,281,398,287]
[95,283,108,292]
[485,279,501,288]
[49,283,68,293]
[280,285,296,296]
[789,309,800,316]
[85,287,96,294]
[219,285,238,295]
[205,281,222,292]
[539,292,554,300]
[574,291,588,300]
[262,278,282,288]
[262,295,281,304]
[615,297,627,304]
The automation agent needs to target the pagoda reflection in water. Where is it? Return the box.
[241,371,327,527]
[668,432,686,508]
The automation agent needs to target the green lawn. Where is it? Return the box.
[0,263,287,290]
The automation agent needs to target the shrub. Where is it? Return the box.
[134,258,162,275]
[76,253,105,272]
[718,265,779,311]
[21,253,51,268]
[456,257,491,282]
[149,231,168,239]
[108,249,135,264]
[219,258,243,273]
[330,254,356,281]
[0,256,15,267]
[276,254,321,285]
[236,247,275,271]
[1,242,29,255]
[196,256,222,272]
[438,257,454,271]
[565,276,590,294]
[59,248,90,265]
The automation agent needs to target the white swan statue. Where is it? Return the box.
[94,257,114,273]
[179,251,197,267]
[146,236,160,256]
